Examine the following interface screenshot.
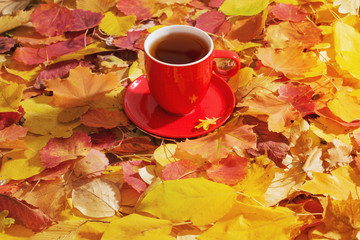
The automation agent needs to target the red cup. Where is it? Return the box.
[144,25,240,115]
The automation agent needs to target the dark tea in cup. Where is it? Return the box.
[149,32,209,64]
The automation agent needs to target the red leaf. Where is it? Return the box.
[205,155,248,185]
[12,34,92,65]
[113,30,143,50]
[27,161,72,182]
[0,37,16,53]
[189,0,211,10]
[90,130,117,150]
[116,0,155,20]
[0,124,27,142]
[0,107,24,130]
[195,10,227,34]
[37,60,80,80]
[80,108,130,129]
[162,159,199,180]
[269,3,308,22]
[0,194,52,231]
[315,107,360,128]
[278,83,315,117]
[31,3,74,37]
[121,160,149,193]
[0,181,22,195]
[70,9,104,32]
[112,137,156,154]
[40,131,92,168]
[244,116,289,168]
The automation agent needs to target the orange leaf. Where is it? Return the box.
[40,131,92,168]
[177,118,257,163]
[46,66,120,108]
[0,124,27,142]
[205,154,247,185]
[80,108,130,129]
[256,47,319,77]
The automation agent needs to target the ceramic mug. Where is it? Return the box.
[144,25,240,115]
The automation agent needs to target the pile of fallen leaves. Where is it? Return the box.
[1,0,360,239]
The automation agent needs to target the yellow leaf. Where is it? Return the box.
[76,0,117,12]
[101,214,172,240]
[334,21,360,80]
[72,178,121,218]
[153,144,178,167]
[128,61,143,81]
[29,220,87,240]
[136,178,237,225]
[0,82,24,112]
[300,165,360,200]
[328,89,360,123]
[0,10,32,33]
[21,95,81,137]
[334,0,360,15]
[219,0,269,16]
[88,86,125,111]
[156,0,191,4]
[234,156,275,205]
[1,224,35,240]
[195,117,220,131]
[0,134,50,180]
[198,201,301,240]
[75,221,108,240]
[99,12,136,36]
[5,65,42,82]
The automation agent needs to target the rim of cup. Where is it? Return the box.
[144,25,214,67]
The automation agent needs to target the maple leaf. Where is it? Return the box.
[195,117,220,131]
[240,93,300,133]
[117,0,156,20]
[324,138,353,168]
[177,118,257,163]
[40,131,92,168]
[31,3,74,37]
[205,154,247,185]
[72,178,121,218]
[0,37,15,53]
[268,3,308,22]
[256,47,323,77]
[46,66,119,108]
[0,194,52,231]
[80,108,129,129]
[162,159,199,180]
[265,21,323,49]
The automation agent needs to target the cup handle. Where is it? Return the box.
[213,50,241,78]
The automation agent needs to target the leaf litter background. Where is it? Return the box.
[1,0,360,239]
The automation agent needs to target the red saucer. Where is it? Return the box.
[123,74,235,138]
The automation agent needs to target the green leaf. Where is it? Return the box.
[219,0,269,16]
[136,178,237,225]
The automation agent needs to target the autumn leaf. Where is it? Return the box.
[72,178,121,218]
[195,10,228,34]
[99,12,136,36]
[80,108,129,129]
[112,137,157,154]
[46,66,120,108]
[327,89,360,123]
[0,82,24,112]
[113,30,143,50]
[301,165,360,200]
[177,118,257,163]
[76,0,117,13]
[70,9,104,32]
[0,194,52,231]
[268,3,308,22]
[198,201,302,239]
[40,131,92,168]
[73,149,109,178]
[0,37,15,53]
[117,0,157,20]
[31,3,74,37]
[162,159,199,180]
[219,0,269,16]
[101,214,172,240]
[121,160,149,193]
[0,9,32,34]
[137,178,237,225]
[205,154,247,185]
[333,0,360,15]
